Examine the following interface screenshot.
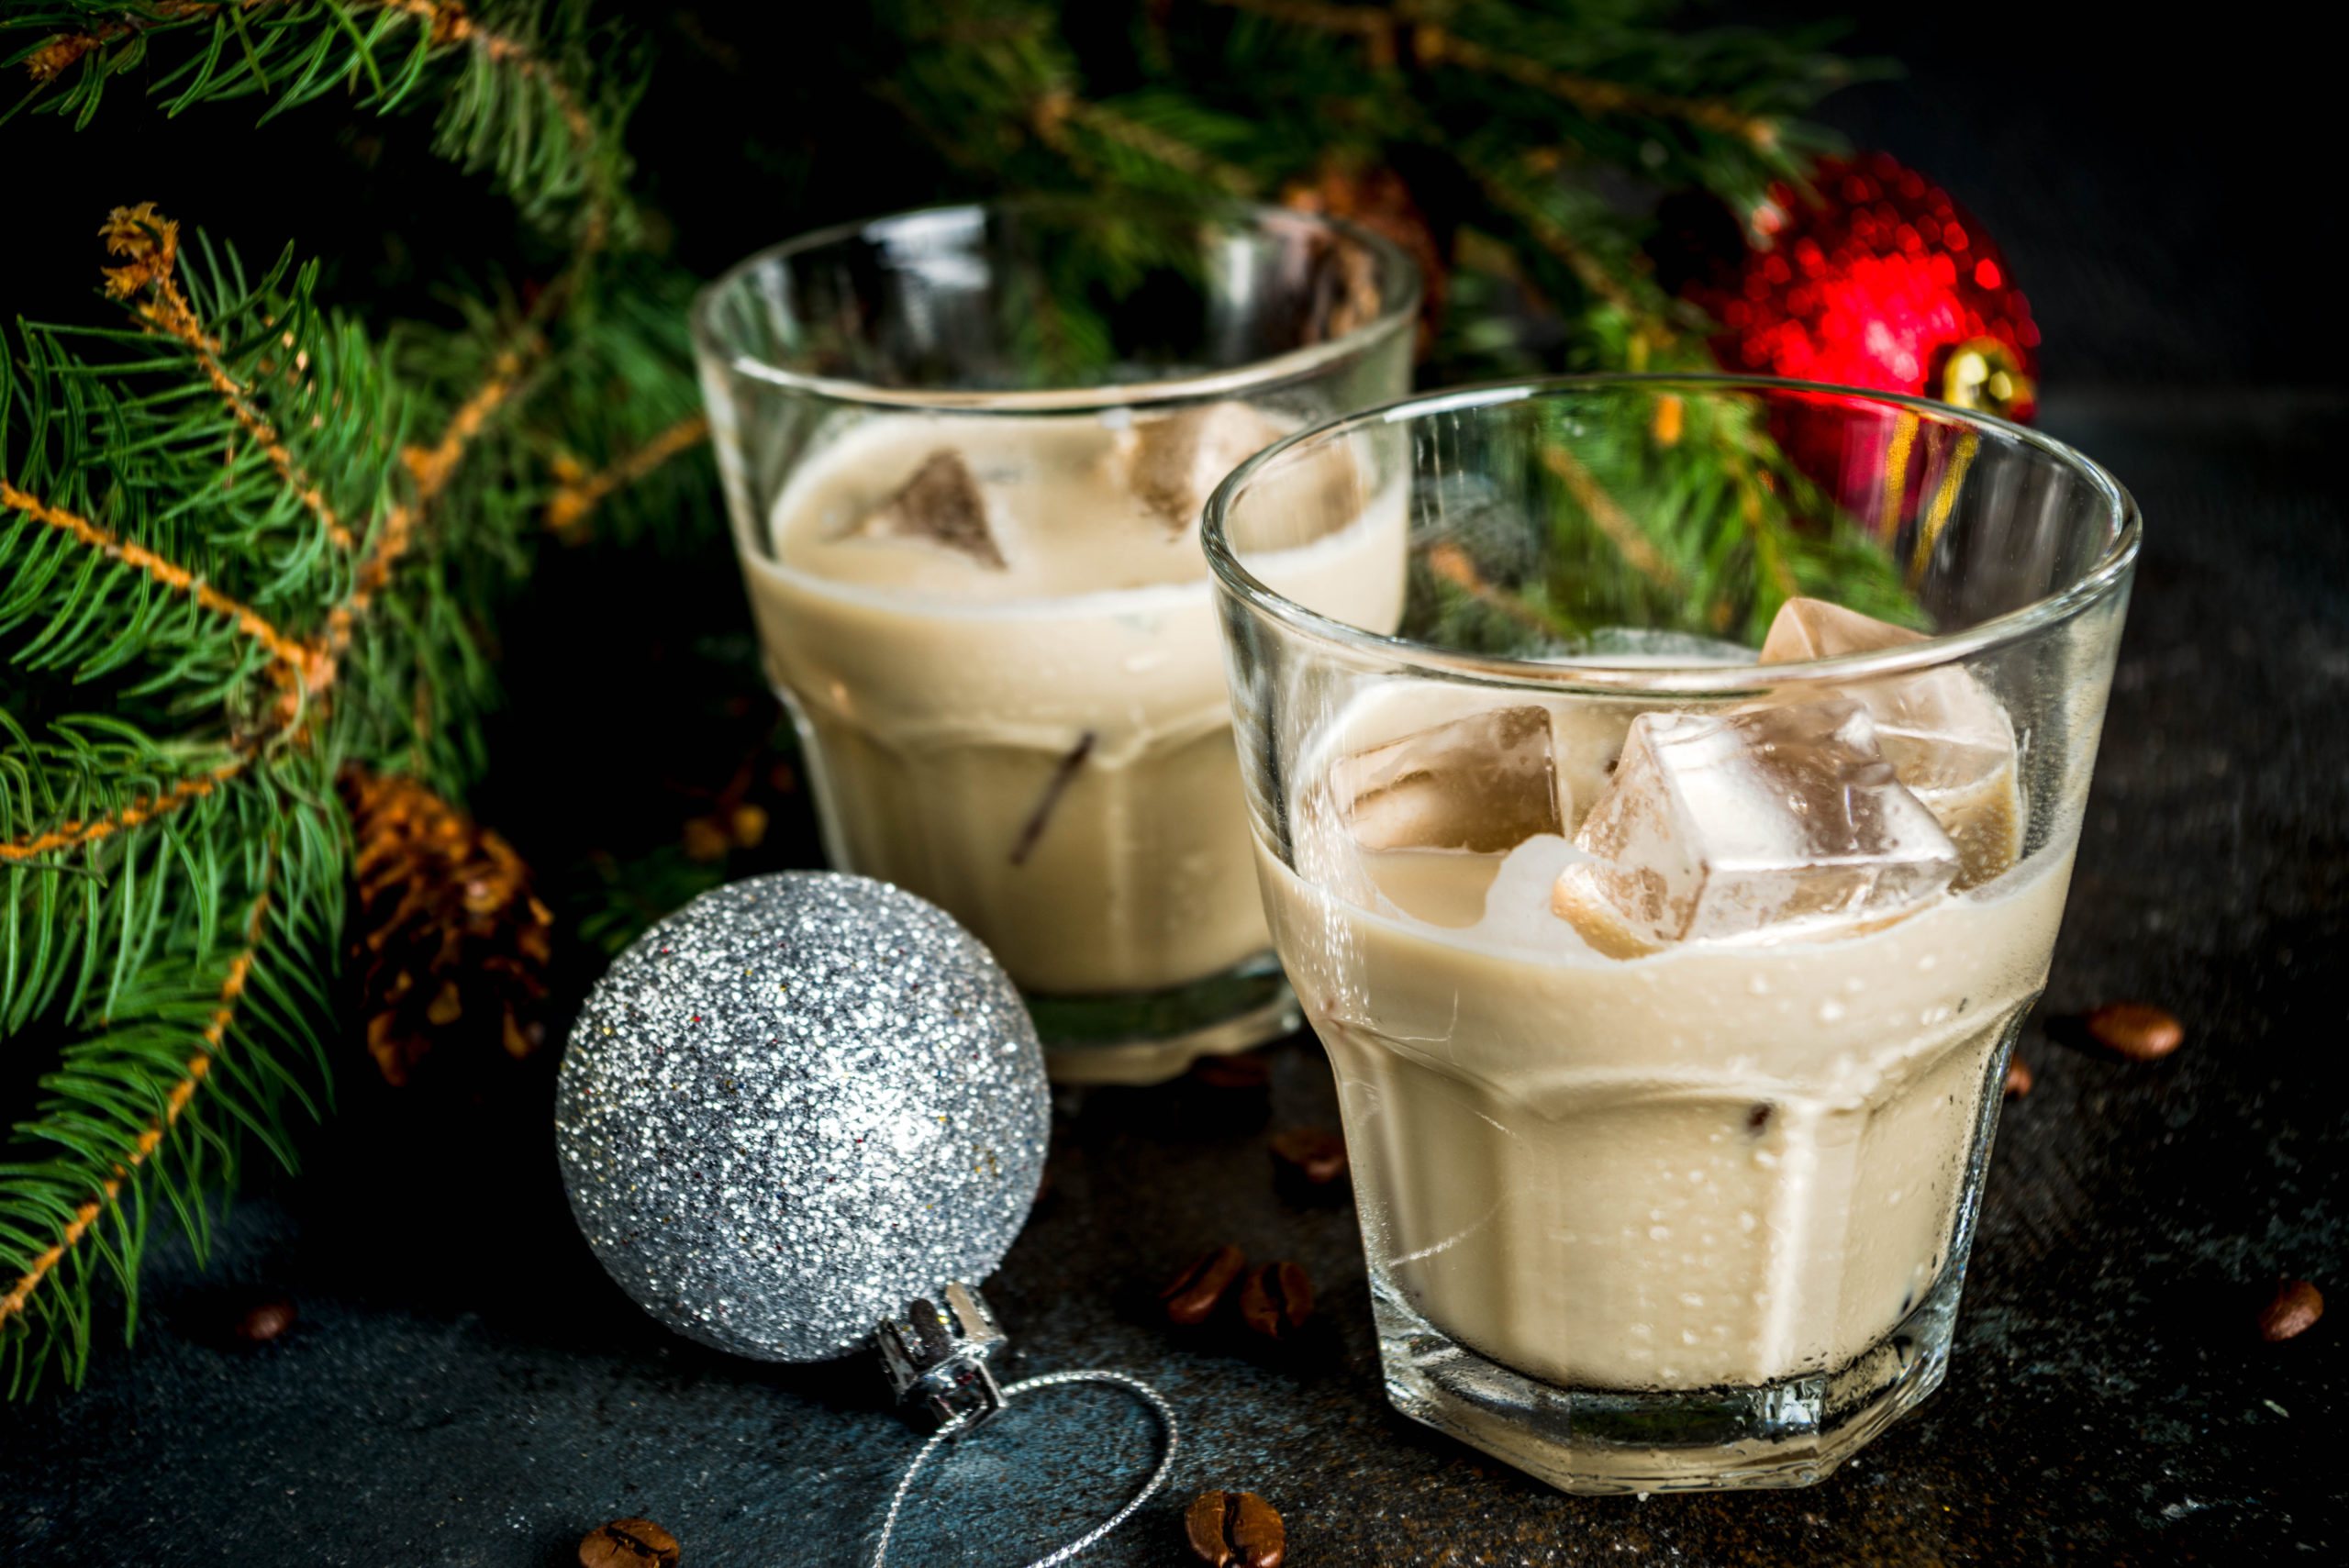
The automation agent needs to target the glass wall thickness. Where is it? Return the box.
[1206,376,2137,1492]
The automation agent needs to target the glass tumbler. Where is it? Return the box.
[1207,376,2137,1491]
[694,199,1419,1084]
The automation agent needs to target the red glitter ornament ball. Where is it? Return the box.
[1697,152,2041,423]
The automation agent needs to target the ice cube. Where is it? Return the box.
[1755,596,1921,664]
[1757,598,2020,886]
[1553,700,1959,952]
[1334,706,1566,855]
[1123,402,1287,533]
[851,449,1007,568]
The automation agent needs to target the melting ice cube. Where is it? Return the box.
[1334,706,1566,854]
[1757,597,2020,886]
[1553,700,1959,952]
[851,449,1007,569]
[1122,402,1287,533]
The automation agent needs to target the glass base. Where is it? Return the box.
[1372,1260,1964,1494]
[1029,951,1301,1085]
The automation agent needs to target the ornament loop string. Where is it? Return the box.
[869,1369,1180,1568]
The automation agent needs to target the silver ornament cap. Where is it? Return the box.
[555,872,1049,1362]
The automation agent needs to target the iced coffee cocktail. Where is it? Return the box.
[1208,379,2136,1492]
[694,201,1419,1081]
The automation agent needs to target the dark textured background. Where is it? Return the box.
[5,5,2343,1563]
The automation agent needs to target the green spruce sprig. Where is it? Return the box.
[0,0,710,1394]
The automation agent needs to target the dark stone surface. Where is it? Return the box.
[4,391,2343,1567]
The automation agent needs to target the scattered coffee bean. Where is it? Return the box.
[233,1296,295,1344]
[1269,1126,1348,1184]
[1193,1052,1272,1090]
[2259,1278,2324,1342]
[2004,1059,2033,1096]
[1161,1244,1247,1326]
[1239,1262,1314,1340]
[2085,1002,2184,1061]
[1185,1490,1286,1568]
[579,1518,680,1568]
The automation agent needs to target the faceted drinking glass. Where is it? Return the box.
[693,199,1419,1084]
[1206,376,2137,1491]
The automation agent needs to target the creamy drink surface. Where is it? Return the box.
[744,411,1405,995]
[1262,682,2067,1392]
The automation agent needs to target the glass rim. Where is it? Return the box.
[1203,373,2142,695]
[689,194,1424,415]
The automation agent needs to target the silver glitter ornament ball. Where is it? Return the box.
[556,872,1049,1362]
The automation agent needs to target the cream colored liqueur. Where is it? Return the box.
[741,408,1405,997]
[1260,653,2062,1393]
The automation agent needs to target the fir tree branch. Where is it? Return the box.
[1208,0,1397,66]
[0,477,320,687]
[0,873,273,1331]
[10,2,615,239]
[1458,150,1646,320]
[0,757,250,863]
[543,411,707,537]
[400,344,531,504]
[382,0,592,147]
[1407,15,1780,150]
[100,202,355,551]
[1421,541,1561,637]
[1033,88,1257,195]
[1208,0,1783,146]
[317,341,526,664]
[1540,442,1678,589]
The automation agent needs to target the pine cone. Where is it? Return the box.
[1282,160,1448,349]
[339,767,554,1086]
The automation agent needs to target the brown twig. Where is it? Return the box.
[1206,1,1780,148]
[381,0,595,146]
[1033,89,1256,195]
[1419,541,1560,637]
[544,413,709,536]
[1463,160,1645,319]
[100,204,353,550]
[0,877,273,1329]
[321,345,529,660]
[28,1,596,152]
[1208,0,1397,65]
[21,0,210,82]
[1409,22,1779,149]
[1539,444,1679,588]
[0,757,251,863]
[0,477,327,689]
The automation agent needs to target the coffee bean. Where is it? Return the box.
[233,1296,295,1344]
[2004,1059,2033,1096]
[2085,1002,2184,1061]
[1193,1052,1272,1089]
[1161,1245,1246,1326]
[2259,1278,2324,1342]
[1239,1262,1313,1340]
[579,1518,680,1568]
[1269,1126,1347,1184]
[1185,1490,1285,1568]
